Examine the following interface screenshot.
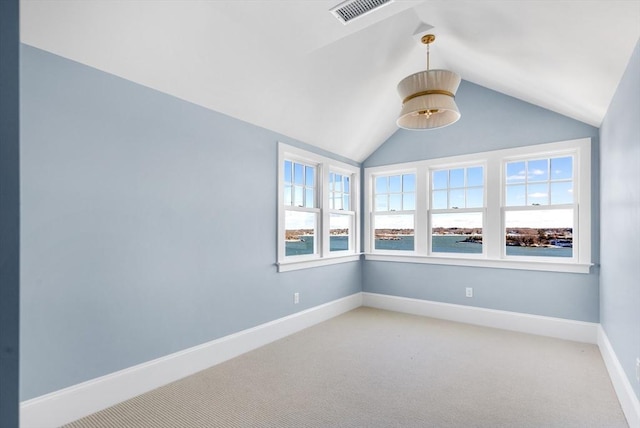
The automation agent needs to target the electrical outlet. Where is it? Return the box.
[636,357,640,382]
[294,292,300,304]
[465,287,473,298]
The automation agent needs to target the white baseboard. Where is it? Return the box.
[362,292,599,344]
[598,326,640,428]
[21,292,637,428]
[20,293,363,428]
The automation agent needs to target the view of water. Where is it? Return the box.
[375,235,572,257]
[285,236,348,256]
[506,245,572,258]
[286,235,572,257]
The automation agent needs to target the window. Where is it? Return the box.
[364,138,591,273]
[503,156,575,259]
[283,160,318,257]
[430,166,484,255]
[329,172,355,253]
[372,172,416,252]
[278,143,360,271]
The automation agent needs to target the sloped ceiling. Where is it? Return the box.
[20,1,640,162]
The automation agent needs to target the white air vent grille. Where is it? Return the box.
[330,0,394,24]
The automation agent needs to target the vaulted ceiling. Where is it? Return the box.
[20,1,640,162]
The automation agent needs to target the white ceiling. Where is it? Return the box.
[20,1,640,162]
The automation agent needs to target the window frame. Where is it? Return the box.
[428,162,487,258]
[364,138,592,273]
[328,168,357,254]
[278,143,360,272]
[370,169,418,254]
[501,151,579,263]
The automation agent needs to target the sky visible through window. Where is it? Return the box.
[505,156,573,207]
[370,156,573,230]
[284,163,355,231]
[285,157,574,230]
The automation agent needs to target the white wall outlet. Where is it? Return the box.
[465,287,473,298]
[294,292,300,304]
[636,357,640,382]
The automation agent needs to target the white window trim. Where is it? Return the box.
[369,168,418,255]
[278,143,360,272]
[364,138,592,274]
[429,162,486,257]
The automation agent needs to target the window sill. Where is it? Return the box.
[277,254,361,272]
[364,253,593,274]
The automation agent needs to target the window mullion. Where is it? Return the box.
[318,163,328,257]
[486,157,502,259]
[415,165,428,255]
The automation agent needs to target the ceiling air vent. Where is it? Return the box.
[330,0,394,24]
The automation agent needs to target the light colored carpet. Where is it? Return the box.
[63,307,627,428]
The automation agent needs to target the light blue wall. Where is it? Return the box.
[19,45,361,401]
[600,38,640,400]
[363,80,600,322]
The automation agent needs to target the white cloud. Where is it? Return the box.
[528,192,548,198]
[374,214,413,229]
[505,209,573,228]
[530,169,546,176]
[285,211,315,229]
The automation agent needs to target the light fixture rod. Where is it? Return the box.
[427,42,430,70]
[421,34,435,71]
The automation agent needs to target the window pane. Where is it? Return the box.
[284,185,292,206]
[551,157,573,180]
[294,163,304,185]
[550,182,573,204]
[305,189,315,208]
[344,176,350,193]
[294,186,304,207]
[330,213,351,252]
[449,189,465,209]
[375,176,388,193]
[505,209,573,258]
[389,194,402,211]
[527,159,549,182]
[528,183,548,205]
[506,161,526,184]
[284,160,292,184]
[467,167,483,187]
[333,195,342,210]
[432,212,483,254]
[389,175,401,193]
[506,185,526,206]
[466,188,484,208]
[334,174,342,192]
[375,195,388,212]
[432,170,448,190]
[450,168,465,188]
[342,195,350,211]
[403,193,416,211]
[403,174,416,192]
[374,214,414,251]
[329,173,335,191]
[432,190,447,210]
[305,165,315,187]
[285,211,316,256]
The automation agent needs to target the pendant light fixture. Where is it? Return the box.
[397,34,461,130]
